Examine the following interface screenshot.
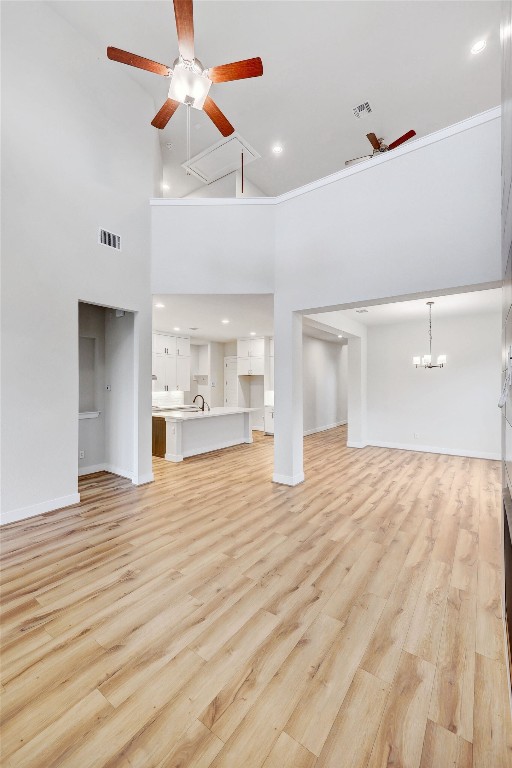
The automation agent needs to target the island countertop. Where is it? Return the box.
[152,406,256,422]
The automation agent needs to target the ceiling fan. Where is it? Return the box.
[345,130,416,166]
[107,0,263,137]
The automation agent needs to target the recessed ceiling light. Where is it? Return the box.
[272,145,283,155]
[162,183,170,191]
[471,40,486,55]
[173,327,180,331]
[250,332,256,336]
[338,334,343,339]
[155,303,165,308]
[221,319,230,324]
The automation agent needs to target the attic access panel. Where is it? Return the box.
[182,133,260,184]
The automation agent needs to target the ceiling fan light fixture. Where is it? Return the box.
[168,59,211,109]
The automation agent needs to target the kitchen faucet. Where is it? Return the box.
[193,394,210,412]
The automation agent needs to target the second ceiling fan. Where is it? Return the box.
[345,130,416,166]
[107,0,263,136]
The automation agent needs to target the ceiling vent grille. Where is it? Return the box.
[99,228,121,250]
[353,101,372,119]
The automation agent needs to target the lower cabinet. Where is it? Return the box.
[152,417,166,457]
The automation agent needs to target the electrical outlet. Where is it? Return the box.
[79,450,85,459]
[106,384,111,392]
[413,433,419,439]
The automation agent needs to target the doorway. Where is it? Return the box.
[78,302,136,480]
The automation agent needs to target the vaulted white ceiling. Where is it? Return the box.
[51,1,500,197]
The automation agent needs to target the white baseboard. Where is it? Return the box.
[165,452,184,463]
[272,472,305,486]
[1,492,81,526]
[78,463,108,476]
[132,473,154,486]
[304,421,347,437]
[366,440,500,461]
[104,465,133,480]
[78,463,135,480]
[347,441,368,449]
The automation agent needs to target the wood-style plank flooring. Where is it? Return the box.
[1,427,511,767]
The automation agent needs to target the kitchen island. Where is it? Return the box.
[152,407,254,462]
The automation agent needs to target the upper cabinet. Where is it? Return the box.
[153,332,190,357]
[237,337,264,358]
[176,336,190,357]
[153,333,176,356]
[152,331,191,392]
[237,337,264,376]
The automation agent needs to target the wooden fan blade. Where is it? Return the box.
[387,130,416,150]
[173,0,194,61]
[151,99,180,129]
[209,57,263,83]
[107,47,170,77]
[366,133,380,151]
[203,96,234,136]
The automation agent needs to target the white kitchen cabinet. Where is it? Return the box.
[269,337,274,358]
[152,351,191,392]
[237,338,251,358]
[153,333,176,356]
[238,356,264,376]
[237,337,264,357]
[264,406,274,434]
[250,337,265,357]
[176,355,190,391]
[176,336,190,357]
[237,337,264,376]
[152,353,166,391]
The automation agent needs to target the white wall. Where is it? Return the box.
[1,2,159,521]
[367,312,502,459]
[184,173,236,199]
[104,310,135,477]
[151,201,275,294]
[235,170,266,198]
[303,337,347,435]
[223,341,237,356]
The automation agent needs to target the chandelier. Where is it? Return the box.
[413,301,447,369]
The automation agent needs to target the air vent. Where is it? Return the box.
[353,101,372,119]
[99,229,121,250]
[356,309,369,314]
[189,327,199,331]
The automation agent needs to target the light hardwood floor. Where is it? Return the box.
[1,427,511,767]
